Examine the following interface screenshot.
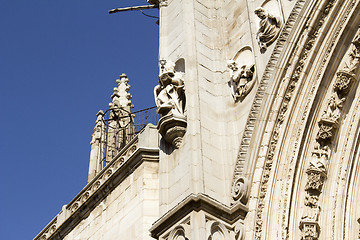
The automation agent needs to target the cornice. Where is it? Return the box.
[149,193,248,239]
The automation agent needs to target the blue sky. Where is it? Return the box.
[0,1,159,239]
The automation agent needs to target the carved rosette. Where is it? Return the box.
[299,221,320,240]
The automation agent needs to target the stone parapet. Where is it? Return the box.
[34,124,159,240]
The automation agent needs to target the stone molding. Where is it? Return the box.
[232,0,307,184]
[229,0,352,239]
[299,26,360,240]
[34,126,159,240]
[150,194,248,239]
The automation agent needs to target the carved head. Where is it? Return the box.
[159,60,175,86]
[254,7,267,19]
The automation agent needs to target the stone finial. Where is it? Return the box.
[114,74,134,111]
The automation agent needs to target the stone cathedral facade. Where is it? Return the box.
[35,0,360,239]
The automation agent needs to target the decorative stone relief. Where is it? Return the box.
[299,220,320,240]
[300,28,360,240]
[316,94,344,143]
[227,0,339,238]
[227,61,256,101]
[205,219,244,240]
[254,4,283,53]
[208,221,231,240]
[155,59,187,148]
[167,225,189,240]
[227,46,256,101]
[231,176,249,204]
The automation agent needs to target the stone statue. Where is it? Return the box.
[254,7,282,53]
[321,94,344,122]
[227,60,256,101]
[347,33,360,74]
[154,60,185,117]
[155,59,187,149]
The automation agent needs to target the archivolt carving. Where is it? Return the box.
[251,0,337,238]
[300,27,360,240]
[168,225,189,240]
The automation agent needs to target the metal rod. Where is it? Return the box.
[109,4,157,14]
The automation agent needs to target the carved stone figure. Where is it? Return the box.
[154,61,185,117]
[321,94,343,122]
[317,95,344,142]
[227,60,256,101]
[254,7,282,53]
[348,34,360,74]
[155,60,187,149]
[309,144,329,173]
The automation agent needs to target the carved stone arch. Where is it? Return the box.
[207,221,230,240]
[167,225,189,240]
[232,46,254,63]
[230,0,360,239]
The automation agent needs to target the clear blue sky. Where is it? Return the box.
[0,1,159,239]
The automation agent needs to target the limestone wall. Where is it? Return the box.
[63,160,159,240]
